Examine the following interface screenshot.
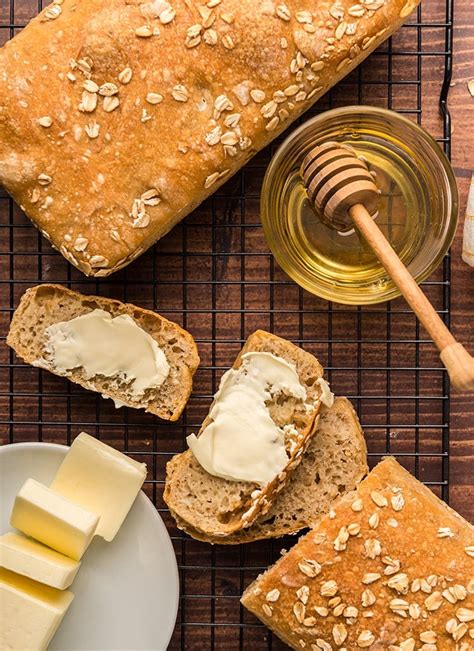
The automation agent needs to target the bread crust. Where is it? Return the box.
[0,0,420,276]
[164,329,325,536]
[6,284,200,420]
[168,397,368,544]
[242,457,474,650]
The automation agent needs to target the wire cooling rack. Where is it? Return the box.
[0,1,454,649]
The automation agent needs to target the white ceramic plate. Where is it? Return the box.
[0,442,179,651]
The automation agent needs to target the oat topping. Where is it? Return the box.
[118,67,133,84]
[103,96,120,113]
[298,559,321,578]
[293,600,306,623]
[334,526,350,551]
[265,589,280,602]
[83,79,99,93]
[387,572,409,594]
[296,585,310,604]
[250,89,266,104]
[347,522,361,535]
[424,591,443,611]
[85,121,100,139]
[80,91,97,113]
[43,3,62,21]
[332,622,347,645]
[362,573,381,585]
[456,607,474,622]
[262,603,273,617]
[135,25,153,38]
[437,527,454,538]
[314,640,331,651]
[99,82,119,97]
[146,92,164,105]
[370,491,388,508]
[276,4,291,21]
[204,172,220,189]
[37,173,52,186]
[320,580,338,597]
[391,493,405,511]
[89,255,108,268]
[357,630,375,647]
[351,498,364,512]
[389,597,410,617]
[172,85,189,102]
[38,116,53,128]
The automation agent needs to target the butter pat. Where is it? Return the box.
[0,567,73,651]
[11,479,99,561]
[51,432,147,541]
[44,308,170,399]
[187,352,308,485]
[0,532,80,590]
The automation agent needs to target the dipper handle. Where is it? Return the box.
[349,203,474,391]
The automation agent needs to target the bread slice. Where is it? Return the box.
[241,457,474,650]
[164,330,326,537]
[6,284,199,421]
[168,397,368,544]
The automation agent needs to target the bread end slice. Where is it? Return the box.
[6,284,199,421]
[165,330,326,537]
[168,397,368,544]
[241,457,474,649]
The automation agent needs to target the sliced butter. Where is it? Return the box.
[10,479,99,561]
[51,432,147,541]
[43,308,170,399]
[0,532,80,590]
[187,351,308,485]
[0,567,73,651]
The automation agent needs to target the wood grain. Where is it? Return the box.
[0,1,472,650]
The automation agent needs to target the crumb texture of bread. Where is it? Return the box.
[0,0,420,276]
[169,397,368,544]
[242,457,474,650]
[6,284,199,420]
[164,330,326,537]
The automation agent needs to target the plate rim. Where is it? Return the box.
[0,440,180,650]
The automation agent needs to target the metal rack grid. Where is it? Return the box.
[0,1,454,649]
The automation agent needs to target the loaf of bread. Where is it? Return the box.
[0,0,420,276]
[165,329,325,536]
[168,396,368,544]
[6,284,199,420]
[242,457,474,650]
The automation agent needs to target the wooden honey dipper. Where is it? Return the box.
[302,141,474,391]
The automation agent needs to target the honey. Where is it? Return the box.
[261,107,458,305]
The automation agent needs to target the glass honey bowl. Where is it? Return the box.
[261,106,459,305]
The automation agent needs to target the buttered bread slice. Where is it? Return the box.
[165,330,328,537]
[6,284,199,420]
[168,397,368,544]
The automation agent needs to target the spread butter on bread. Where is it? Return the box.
[165,330,327,536]
[6,284,199,421]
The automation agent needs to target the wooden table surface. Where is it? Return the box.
[0,2,472,649]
